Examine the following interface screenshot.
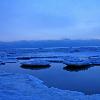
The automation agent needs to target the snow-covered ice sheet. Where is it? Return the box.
[0,72,100,100]
[1,47,100,99]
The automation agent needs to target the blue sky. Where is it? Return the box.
[0,0,100,41]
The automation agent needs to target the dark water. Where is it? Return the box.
[0,62,100,95]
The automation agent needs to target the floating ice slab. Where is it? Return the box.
[0,58,18,64]
[21,60,50,65]
[64,55,100,67]
[21,60,50,69]
[5,59,18,63]
[64,56,91,67]
[88,56,100,65]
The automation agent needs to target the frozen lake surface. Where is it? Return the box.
[0,47,100,95]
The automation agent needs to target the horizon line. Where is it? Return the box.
[1,38,100,43]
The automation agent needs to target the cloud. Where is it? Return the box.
[0,0,100,41]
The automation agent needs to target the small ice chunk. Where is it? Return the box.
[0,60,5,65]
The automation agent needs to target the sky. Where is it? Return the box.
[0,0,100,41]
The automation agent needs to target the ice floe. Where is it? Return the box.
[64,55,100,67]
[88,56,100,65]
[64,56,91,67]
[20,60,50,69]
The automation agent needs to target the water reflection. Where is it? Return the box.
[63,65,92,72]
[20,64,50,70]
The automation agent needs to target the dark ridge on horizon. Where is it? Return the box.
[0,38,100,43]
[0,39,100,48]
